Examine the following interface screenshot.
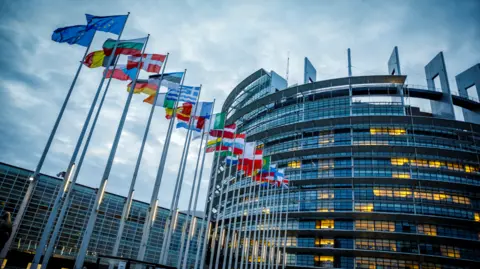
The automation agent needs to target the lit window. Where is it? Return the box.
[320,220,334,229]
[320,239,334,247]
[465,165,478,173]
[318,190,334,199]
[370,127,406,136]
[440,245,461,258]
[391,158,409,166]
[355,203,374,212]
[374,221,395,232]
[418,224,437,236]
[475,213,480,222]
[288,160,301,169]
[356,220,374,231]
[392,172,410,179]
[319,256,334,262]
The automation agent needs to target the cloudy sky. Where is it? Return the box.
[0,0,479,211]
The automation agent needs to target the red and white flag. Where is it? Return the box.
[209,123,236,139]
[238,142,263,174]
[127,54,166,73]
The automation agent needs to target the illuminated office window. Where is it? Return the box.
[355,203,374,212]
[318,190,334,199]
[465,165,478,173]
[391,158,409,166]
[319,256,334,262]
[288,160,301,169]
[440,245,461,258]
[319,239,334,247]
[373,188,412,198]
[418,224,437,236]
[392,172,410,179]
[370,127,406,136]
[318,220,334,229]
[356,220,374,231]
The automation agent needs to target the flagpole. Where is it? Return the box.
[190,106,217,269]
[0,28,101,264]
[266,165,278,269]
[265,186,274,269]
[267,176,279,269]
[208,161,228,269]
[278,181,289,269]
[176,221,188,267]
[110,53,169,262]
[181,100,216,269]
[74,34,150,269]
[178,127,206,267]
[220,167,238,269]
[271,179,283,269]
[214,127,238,269]
[32,22,130,269]
[241,150,259,269]
[249,164,264,269]
[239,168,257,269]
[159,85,202,265]
[136,69,187,262]
[274,183,288,269]
[252,178,263,269]
[41,53,123,269]
[259,163,272,269]
[245,161,258,268]
[255,162,271,269]
[206,119,228,269]
[232,166,253,268]
[158,97,196,264]
[196,166,218,269]
[211,158,230,269]
[226,141,247,269]
[199,118,227,269]
[268,179,280,269]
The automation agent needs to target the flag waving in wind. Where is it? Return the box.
[103,37,147,56]
[83,50,116,68]
[52,25,95,47]
[105,65,137,81]
[85,14,128,35]
[150,72,184,84]
[177,102,214,132]
[166,85,200,105]
[127,54,166,73]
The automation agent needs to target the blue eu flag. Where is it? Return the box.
[51,25,95,47]
[86,14,128,35]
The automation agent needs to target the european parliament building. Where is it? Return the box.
[212,48,480,269]
[0,162,206,268]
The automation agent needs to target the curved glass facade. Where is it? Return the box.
[212,71,480,269]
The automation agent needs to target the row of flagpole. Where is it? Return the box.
[0,11,225,269]
[200,143,291,268]
[0,11,294,269]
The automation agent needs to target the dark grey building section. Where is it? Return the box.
[304,57,317,84]
[456,64,480,123]
[424,52,455,120]
[388,46,402,75]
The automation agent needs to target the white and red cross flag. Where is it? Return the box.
[127,53,166,73]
